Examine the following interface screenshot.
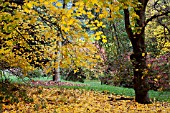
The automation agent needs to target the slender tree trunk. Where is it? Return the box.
[53,41,62,82]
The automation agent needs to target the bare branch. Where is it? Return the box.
[145,11,170,26]
[157,18,170,35]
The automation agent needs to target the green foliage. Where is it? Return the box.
[94,13,133,88]
[99,54,133,88]
[99,74,114,85]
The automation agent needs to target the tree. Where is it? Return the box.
[122,0,170,103]
[0,0,102,80]
[87,0,169,103]
[77,0,169,103]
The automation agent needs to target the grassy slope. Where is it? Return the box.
[1,75,170,102]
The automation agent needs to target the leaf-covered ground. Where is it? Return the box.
[1,83,170,113]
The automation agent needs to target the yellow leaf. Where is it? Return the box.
[147,64,151,68]
[99,14,105,19]
[95,31,103,35]
[97,22,103,27]
[86,12,92,15]
[96,36,101,40]
[27,2,33,8]
[74,69,79,73]
[90,27,98,30]
[67,19,74,25]
[101,35,106,39]
[102,39,107,43]
[44,1,49,5]
[56,2,63,7]
[157,75,161,78]
[45,68,51,74]
[95,20,99,23]
[102,25,106,28]
[24,8,30,13]
[142,53,145,56]
[96,55,101,59]
[154,78,158,82]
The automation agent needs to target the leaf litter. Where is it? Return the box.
[0,83,170,113]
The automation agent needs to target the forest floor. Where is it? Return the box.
[1,79,170,113]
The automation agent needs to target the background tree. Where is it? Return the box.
[0,0,102,80]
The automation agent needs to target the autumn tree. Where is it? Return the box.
[84,0,169,103]
[0,0,102,81]
[121,0,170,103]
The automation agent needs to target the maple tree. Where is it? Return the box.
[0,0,102,79]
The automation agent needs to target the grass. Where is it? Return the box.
[59,80,170,102]
[1,75,170,103]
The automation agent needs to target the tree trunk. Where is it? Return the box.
[53,41,62,82]
[130,39,150,103]
[123,0,151,104]
[52,68,60,82]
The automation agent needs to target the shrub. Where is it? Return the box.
[64,68,86,83]
[147,53,170,91]
[102,52,169,91]
[27,69,45,78]
[99,74,114,85]
[105,54,133,88]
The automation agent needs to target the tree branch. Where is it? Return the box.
[123,9,133,39]
[157,18,170,35]
[144,11,170,27]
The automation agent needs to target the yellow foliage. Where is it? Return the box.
[145,5,170,54]
[0,0,104,73]
[0,0,153,75]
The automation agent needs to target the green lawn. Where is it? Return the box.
[1,75,170,102]
[58,80,170,102]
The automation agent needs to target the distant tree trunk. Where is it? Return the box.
[53,41,62,82]
[123,0,151,104]
[53,68,60,82]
